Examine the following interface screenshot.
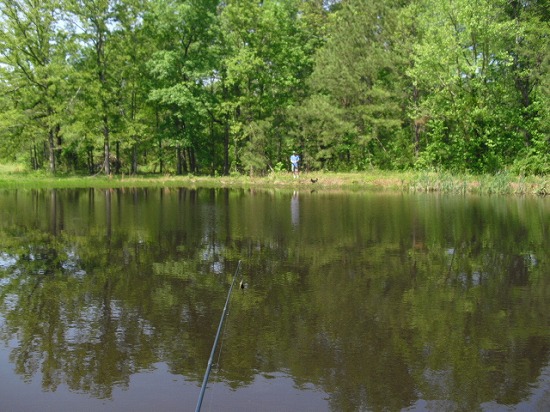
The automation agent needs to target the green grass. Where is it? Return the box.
[407,170,548,196]
[0,163,27,174]
[0,163,547,195]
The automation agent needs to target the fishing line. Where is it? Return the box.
[205,269,240,412]
[195,260,242,412]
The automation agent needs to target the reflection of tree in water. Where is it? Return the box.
[0,188,548,410]
[0,232,152,398]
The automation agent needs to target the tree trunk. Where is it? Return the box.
[115,141,121,174]
[132,145,138,175]
[88,148,94,174]
[223,115,230,175]
[188,147,197,173]
[177,145,183,175]
[104,119,110,175]
[31,146,38,170]
[48,127,56,173]
[158,138,163,174]
[210,119,216,175]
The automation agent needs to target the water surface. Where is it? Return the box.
[0,188,549,411]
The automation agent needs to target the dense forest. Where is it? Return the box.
[0,0,548,176]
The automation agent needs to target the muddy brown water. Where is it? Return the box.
[0,188,549,411]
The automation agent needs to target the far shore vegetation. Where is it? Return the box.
[1,1,548,186]
[0,163,547,196]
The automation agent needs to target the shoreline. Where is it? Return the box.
[0,170,547,196]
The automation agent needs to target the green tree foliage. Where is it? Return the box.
[0,0,73,172]
[305,0,410,170]
[408,0,549,173]
[110,0,154,175]
[218,0,322,175]
[288,94,355,170]
[0,0,547,174]
[146,0,220,174]
[506,0,550,174]
[66,0,127,175]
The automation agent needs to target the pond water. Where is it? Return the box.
[0,187,549,411]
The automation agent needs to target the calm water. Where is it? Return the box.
[0,187,549,412]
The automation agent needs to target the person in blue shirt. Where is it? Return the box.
[290,152,300,178]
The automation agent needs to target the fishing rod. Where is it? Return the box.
[195,260,242,412]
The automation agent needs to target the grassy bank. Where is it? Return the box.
[0,163,547,195]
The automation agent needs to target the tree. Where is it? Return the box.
[407,0,537,173]
[110,0,154,175]
[67,0,120,175]
[146,0,220,175]
[0,0,73,172]
[218,0,324,175]
[306,0,410,170]
[506,0,550,174]
[0,0,546,175]
[288,94,355,170]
